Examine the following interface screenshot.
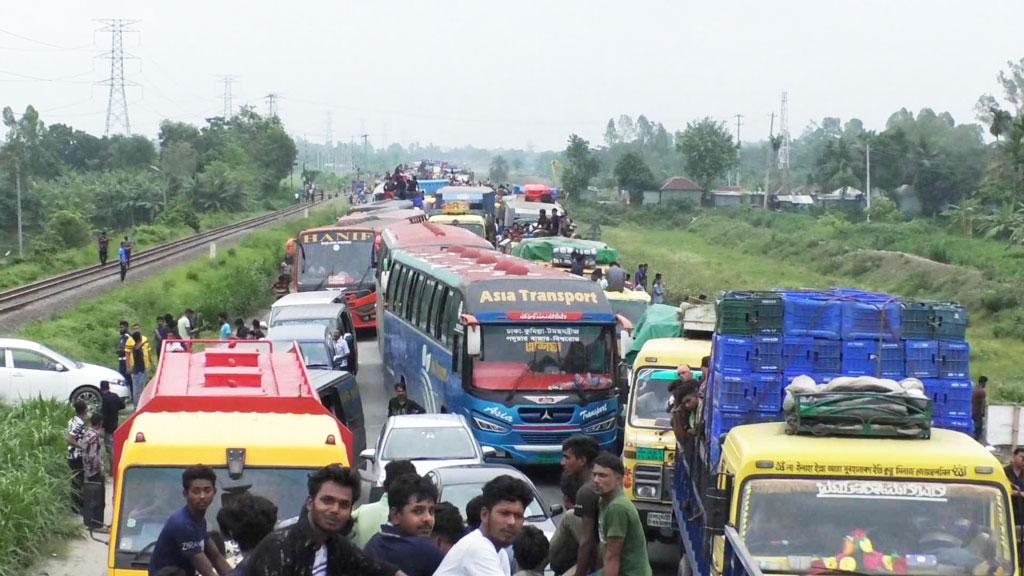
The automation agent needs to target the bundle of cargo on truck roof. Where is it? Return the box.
[783,375,933,439]
[707,287,972,465]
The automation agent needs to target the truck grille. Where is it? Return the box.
[519,407,574,424]
[520,431,573,445]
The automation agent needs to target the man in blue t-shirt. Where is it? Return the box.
[149,465,232,576]
[364,474,444,576]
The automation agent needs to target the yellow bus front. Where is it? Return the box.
[108,411,349,576]
[623,338,710,541]
[428,214,487,239]
[719,423,1018,575]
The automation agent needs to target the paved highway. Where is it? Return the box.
[354,334,681,575]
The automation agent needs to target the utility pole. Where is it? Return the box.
[361,134,369,177]
[763,112,775,209]
[865,143,872,222]
[218,75,237,118]
[734,114,743,187]
[98,19,138,136]
[325,112,334,174]
[778,91,791,195]
[15,159,23,258]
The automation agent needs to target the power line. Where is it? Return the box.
[97,18,138,136]
[0,27,91,51]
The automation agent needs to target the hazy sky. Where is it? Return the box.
[3,1,1021,151]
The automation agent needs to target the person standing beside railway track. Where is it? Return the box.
[98,231,110,265]
[118,241,129,282]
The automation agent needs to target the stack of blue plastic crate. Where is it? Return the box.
[708,289,972,464]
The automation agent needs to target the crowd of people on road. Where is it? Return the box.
[134,431,650,576]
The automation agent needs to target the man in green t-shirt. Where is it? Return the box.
[592,451,652,576]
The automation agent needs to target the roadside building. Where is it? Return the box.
[645,177,703,205]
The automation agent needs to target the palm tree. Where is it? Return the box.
[990,108,1013,141]
[942,196,982,236]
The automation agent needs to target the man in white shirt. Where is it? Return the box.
[331,330,350,370]
[434,475,534,576]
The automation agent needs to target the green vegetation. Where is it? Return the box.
[0,104,298,259]
[0,399,79,576]
[17,202,345,368]
[573,201,1024,401]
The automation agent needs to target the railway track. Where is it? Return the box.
[0,202,315,317]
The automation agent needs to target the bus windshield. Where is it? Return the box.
[451,222,485,238]
[474,324,614,391]
[299,240,373,289]
[738,478,1014,575]
[115,466,313,562]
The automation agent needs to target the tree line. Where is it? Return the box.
[555,58,1024,220]
[0,106,297,254]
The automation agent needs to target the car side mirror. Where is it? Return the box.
[549,504,565,516]
[466,324,481,356]
[55,363,68,372]
[481,446,497,459]
[358,448,376,478]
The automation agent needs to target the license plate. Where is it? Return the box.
[647,511,673,528]
[636,447,665,461]
[535,453,561,464]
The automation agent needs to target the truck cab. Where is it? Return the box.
[623,337,711,542]
[108,341,354,575]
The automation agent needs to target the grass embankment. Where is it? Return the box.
[0,210,275,292]
[575,204,1024,401]
[17,201,346,371]
[0,399,80,576]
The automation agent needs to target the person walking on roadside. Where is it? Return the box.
[126,323,153,405]
[606,261,626,292]
[98,231,110,265]
[178,309,197,342]
[66,400,88,514]
[246,464,403,576]
[973,376,988,443]
[387,382,425,416]
[250,319,265,339]
[117,320,131,385]
[153,316,169,359]
[82,413,107,531]
[352,459,417,549]
[123,235,133,268]
[591,452,652,576]
[100,380,125,464]
[118,241,129,282]
[652,273,666,304]
[634,263,648,291]
[218,313,232,340]
[149,465,233,576]
[234,318,250,339]
[433,475,533,576]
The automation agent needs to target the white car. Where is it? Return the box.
[0,338,130,409]
[359,414,495,487]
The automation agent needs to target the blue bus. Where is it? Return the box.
[379,246,626,464]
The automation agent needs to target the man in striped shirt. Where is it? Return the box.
[66,400,88,513]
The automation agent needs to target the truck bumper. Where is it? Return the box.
[634,500,678,541]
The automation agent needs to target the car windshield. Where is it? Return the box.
[629,368,678,428]
[272,317,332,328]
[299,240,373,288]
[475,324,614,391]
[115,466,312,557]
[289,341,331,368]
[441,481,545,520]
[738,478,1015,575]
[382,427,477,460]
[451,222,485,237]
[609,299,648,325]
[36,343,83,369]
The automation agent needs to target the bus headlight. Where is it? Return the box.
[472,416,510,434]
[636,485,659,499]
[633,464,663,499]
[583,417,616,433]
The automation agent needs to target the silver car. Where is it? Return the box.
[359,414,495,487]
[425,464,561,541]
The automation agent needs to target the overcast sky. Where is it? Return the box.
[3,1,1021,151]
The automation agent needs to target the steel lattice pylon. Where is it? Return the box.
[98,19,137,136]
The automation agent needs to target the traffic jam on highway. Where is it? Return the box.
[14,175,1015,576]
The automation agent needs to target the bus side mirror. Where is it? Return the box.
[466,324,481,356]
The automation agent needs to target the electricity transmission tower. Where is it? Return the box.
[98,18,138,136]
[219,75,237,118]
[777,91,792,194]
[265,93,279,119]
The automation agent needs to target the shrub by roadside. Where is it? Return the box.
[0,399,80,576]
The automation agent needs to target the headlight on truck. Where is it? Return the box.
[633,464,663,499]
[472,416,510,434]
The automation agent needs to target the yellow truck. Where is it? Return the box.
[622,337,711,542]
[675,416,1018,576]
[108,342,353,575]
